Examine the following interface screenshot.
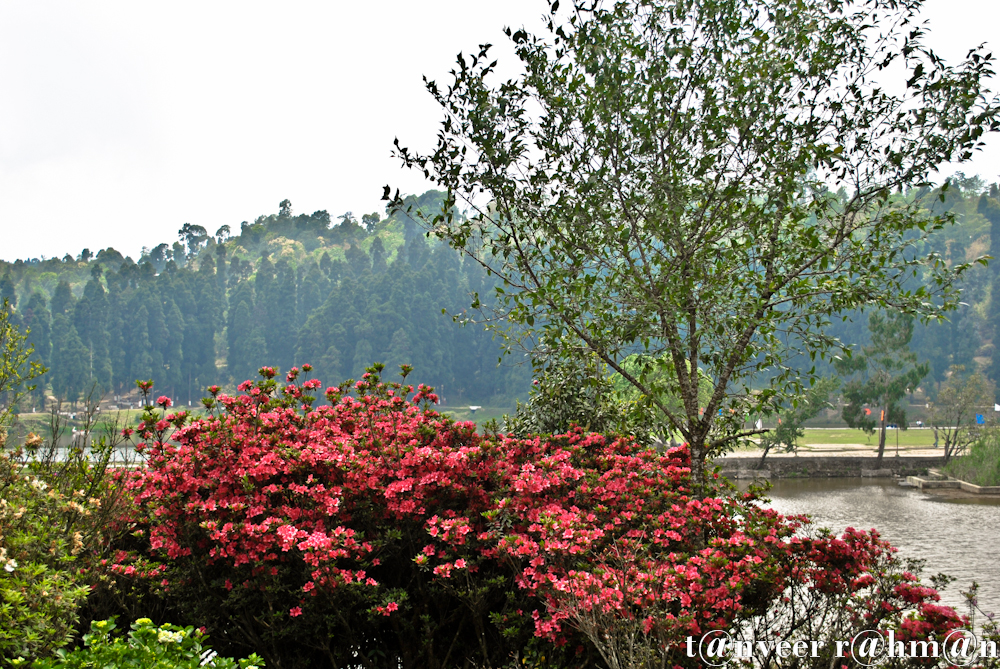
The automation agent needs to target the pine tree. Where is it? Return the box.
[20,291,51,409]
[0,271,15,307]
[73,267,113,393]
[370,237,388,275]
[51,314,89,404]
[837,312,929,466]
[127,305,154,385]
[264,259,297,370]
[50,280,74,316]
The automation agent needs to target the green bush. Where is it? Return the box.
[0,407,138,666]
[943,428,1000,486]
[20,618,264,669]
[0,455,91,664]
[504,354,647,440]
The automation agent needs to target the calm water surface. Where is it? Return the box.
[757,478,1000,617]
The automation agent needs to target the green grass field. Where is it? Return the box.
[438,405,511,428]
[9,405,942,449]
[797,428,938,447]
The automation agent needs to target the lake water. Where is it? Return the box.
[757,478,1000,619]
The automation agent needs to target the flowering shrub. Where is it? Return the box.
[0,402,141,666]
[21,617,264,668]
[113,365,568,668]
[0,455,92,663]
[113,364,967,668]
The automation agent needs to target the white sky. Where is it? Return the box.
[1,0,999,262]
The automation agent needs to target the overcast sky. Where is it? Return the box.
[1,0,999,262]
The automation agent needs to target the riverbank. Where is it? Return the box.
[716,442,946,479]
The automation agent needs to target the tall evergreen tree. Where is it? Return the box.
[229,300,267,384]
[73,267,112,392]
[20,291,51,409]
[837,312,929,466]
[265,259,297,370]
[50,280,74,316]
[131,305,156,388]
[50,313,89,404]
[370,237,388,275]
[0,271,15,307]
[984,192,1000,390]
[345,243,370,277]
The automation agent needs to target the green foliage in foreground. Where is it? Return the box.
[0,299,46,432]
[943,428,1000,487]
[19,618,264,669]
[0,466,92,663]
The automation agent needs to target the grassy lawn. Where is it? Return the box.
[798,428,937,447]
[438,405,512,429]
[10,408,195,442]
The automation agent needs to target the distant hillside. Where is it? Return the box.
[0,190,532,409]
[0,177,996,415]
[815,173,996,393]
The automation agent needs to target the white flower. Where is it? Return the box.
[4,559,17,573]
[29,479,47,492]
[157,629,184,644]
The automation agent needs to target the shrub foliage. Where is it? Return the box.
[93,365,972,668]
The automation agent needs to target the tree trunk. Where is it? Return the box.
[757,444,772,470]
[876,406,887,467]
[688,443,708,497]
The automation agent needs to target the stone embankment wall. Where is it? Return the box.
[713,455,945,480]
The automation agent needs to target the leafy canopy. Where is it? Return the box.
[391,0,1000,478]
[0,299,46,432]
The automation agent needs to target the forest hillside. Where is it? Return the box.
[1,191,531,410]
[0,178,996,416]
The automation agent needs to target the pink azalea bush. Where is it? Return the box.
[102,364,968,669]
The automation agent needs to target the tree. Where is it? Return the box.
[930,366,995,462]
[50,280,73,317]
[177,223,209,257]
[214,224,231,244]
[384,327,412,378]
[228,300,267,383]
[362,212,381,233]
[20,292,51,409]
[73,267,112,393]
[370,237,389,274]
[344,243,370,277]
[504,354,639,439]
[0,299,46,431]
[757,377,839,468]
[836,312,928,465]
[165,242,183,269]
[50,314,89,405]
[0,272,15,307]
[391,0,1000,485]
[263,259,297,370]
[148,243,170,272]
[985,192,1000,390]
